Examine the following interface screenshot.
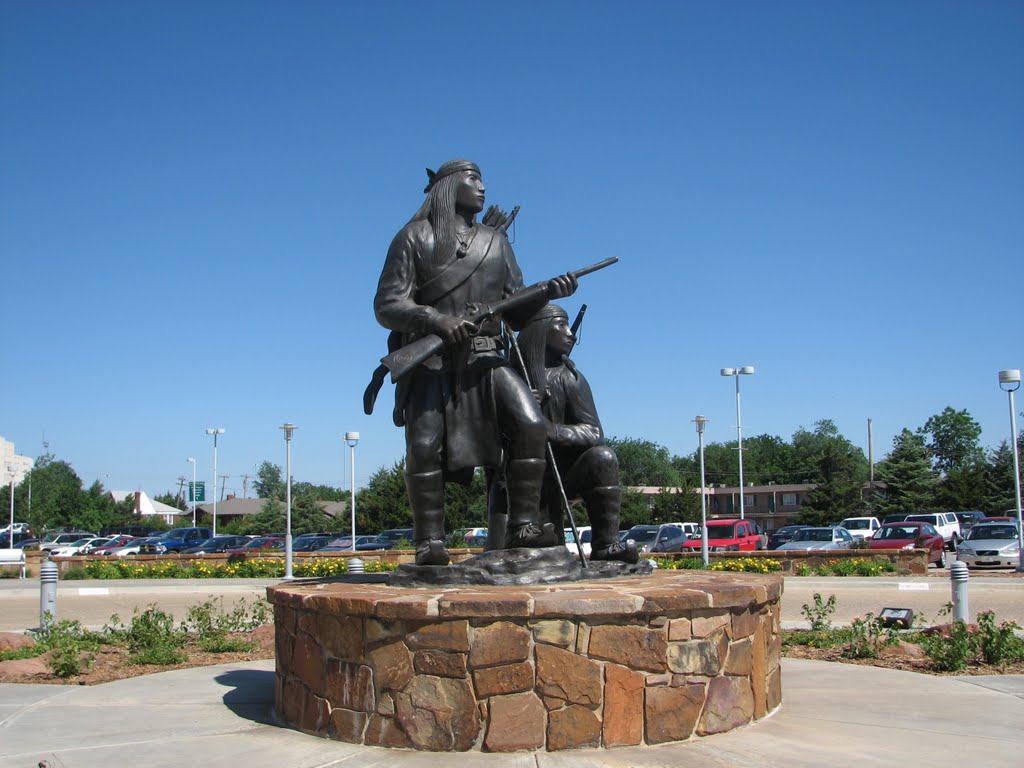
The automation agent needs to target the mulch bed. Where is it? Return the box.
[0,625,275,685]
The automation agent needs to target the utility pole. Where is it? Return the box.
[241,474,251,499]
[176,476,187,505]
[219,475,230,501]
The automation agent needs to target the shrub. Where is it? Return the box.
[843,613,897,659]
[113,605,188,665]
[919,620,974,672]
[801,593,837,632]
[975,610,1024,665]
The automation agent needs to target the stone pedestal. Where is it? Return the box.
[266,569,782,752]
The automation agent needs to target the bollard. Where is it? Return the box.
[348,557,365,574]
[39,558,58,628]
[949,560,969,623]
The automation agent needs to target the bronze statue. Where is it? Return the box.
[373,160,579,566]
[513,304,638,564]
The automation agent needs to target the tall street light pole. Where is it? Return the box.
[720,367,755,519]
[998,370,1023,573]
[693,416,709,567]
[280,423,297,580]
[345,432,359,553]
[187,458,197,526]
[6,464,14,550]
[205,428,224,536]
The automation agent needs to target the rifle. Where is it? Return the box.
[377,257,617,384]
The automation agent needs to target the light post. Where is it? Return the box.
[693,416,709,567]
[997,370,1024,572]
[720,366,755,519]
[186,458,197,526]
[6,464,14,550]
[345,432,359,552]
[205,428,224,536]
[280,423,297,580]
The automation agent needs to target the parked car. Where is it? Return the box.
[664,522,700,539]
[564,526,593,557]
[320,535,378,551]
[292,534,337,552]
[767,525,810,550]
[904,513,962,550]
[954,511,987,531]
[881,513,913,524]
[375,528,414,547]
[775,527,854,551]
[621,524,688,554]
[87,535,137,555]
[12,538,41,550]
[183,535,252,554]
[109,536,163,557]
[867,522,947,568]
[139,527,213,554]
[50,537,112,557]
[954,522,1021,569]
[39,532,96,552]
[225,536,285,555]
[838,516,881,540]
[681,519,763,553]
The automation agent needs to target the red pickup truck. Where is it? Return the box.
[682,519,764,552]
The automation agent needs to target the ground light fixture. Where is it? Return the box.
[280,423,297,580]
[345,432,360,553]
[997,369,1023,572]
[720,366,755,519]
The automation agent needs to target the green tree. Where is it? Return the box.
[618,490,651,529]
[983,440,1021,514]
[650,482,702,524]
[919,407,984,476]
[357,461,413,532]
[23,454,86,531]
[874,429,938,514]
[606,437,681,487]
[154,492,186,511]
[253,461,285,501]
[443,470,488,531]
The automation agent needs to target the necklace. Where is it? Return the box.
[455,225,476,257]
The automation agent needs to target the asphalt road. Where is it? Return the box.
[1,572,1021,633]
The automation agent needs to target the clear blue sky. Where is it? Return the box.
[2,1,1021,498]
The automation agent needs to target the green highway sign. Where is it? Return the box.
[189,481,206,502]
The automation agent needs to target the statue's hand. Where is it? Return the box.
[433,315,475,344]
[546,273,578,299]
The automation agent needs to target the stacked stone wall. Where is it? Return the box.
[268,571,782,752]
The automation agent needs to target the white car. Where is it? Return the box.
[905,513,962,550]
[108,536,163,557]
[775,527,854,551]
[50,537,111,557]
[564,526,592,557]
[839,516,880,540]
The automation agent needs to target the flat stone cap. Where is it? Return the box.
[267,569,783,621]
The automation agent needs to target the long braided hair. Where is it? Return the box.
[407,160,478,267]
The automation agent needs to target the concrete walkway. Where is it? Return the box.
[1,658,1021,768]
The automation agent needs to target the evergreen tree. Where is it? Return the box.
[874,429,938,514]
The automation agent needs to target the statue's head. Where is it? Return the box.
[517,304,576,389]
[410,160,484,265]
[422,159,484,215]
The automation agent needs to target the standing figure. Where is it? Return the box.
[374,160,576,566]
[515,303,638,564]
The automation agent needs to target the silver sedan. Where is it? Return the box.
[775,527,854,551]
[956,523,1021,569]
